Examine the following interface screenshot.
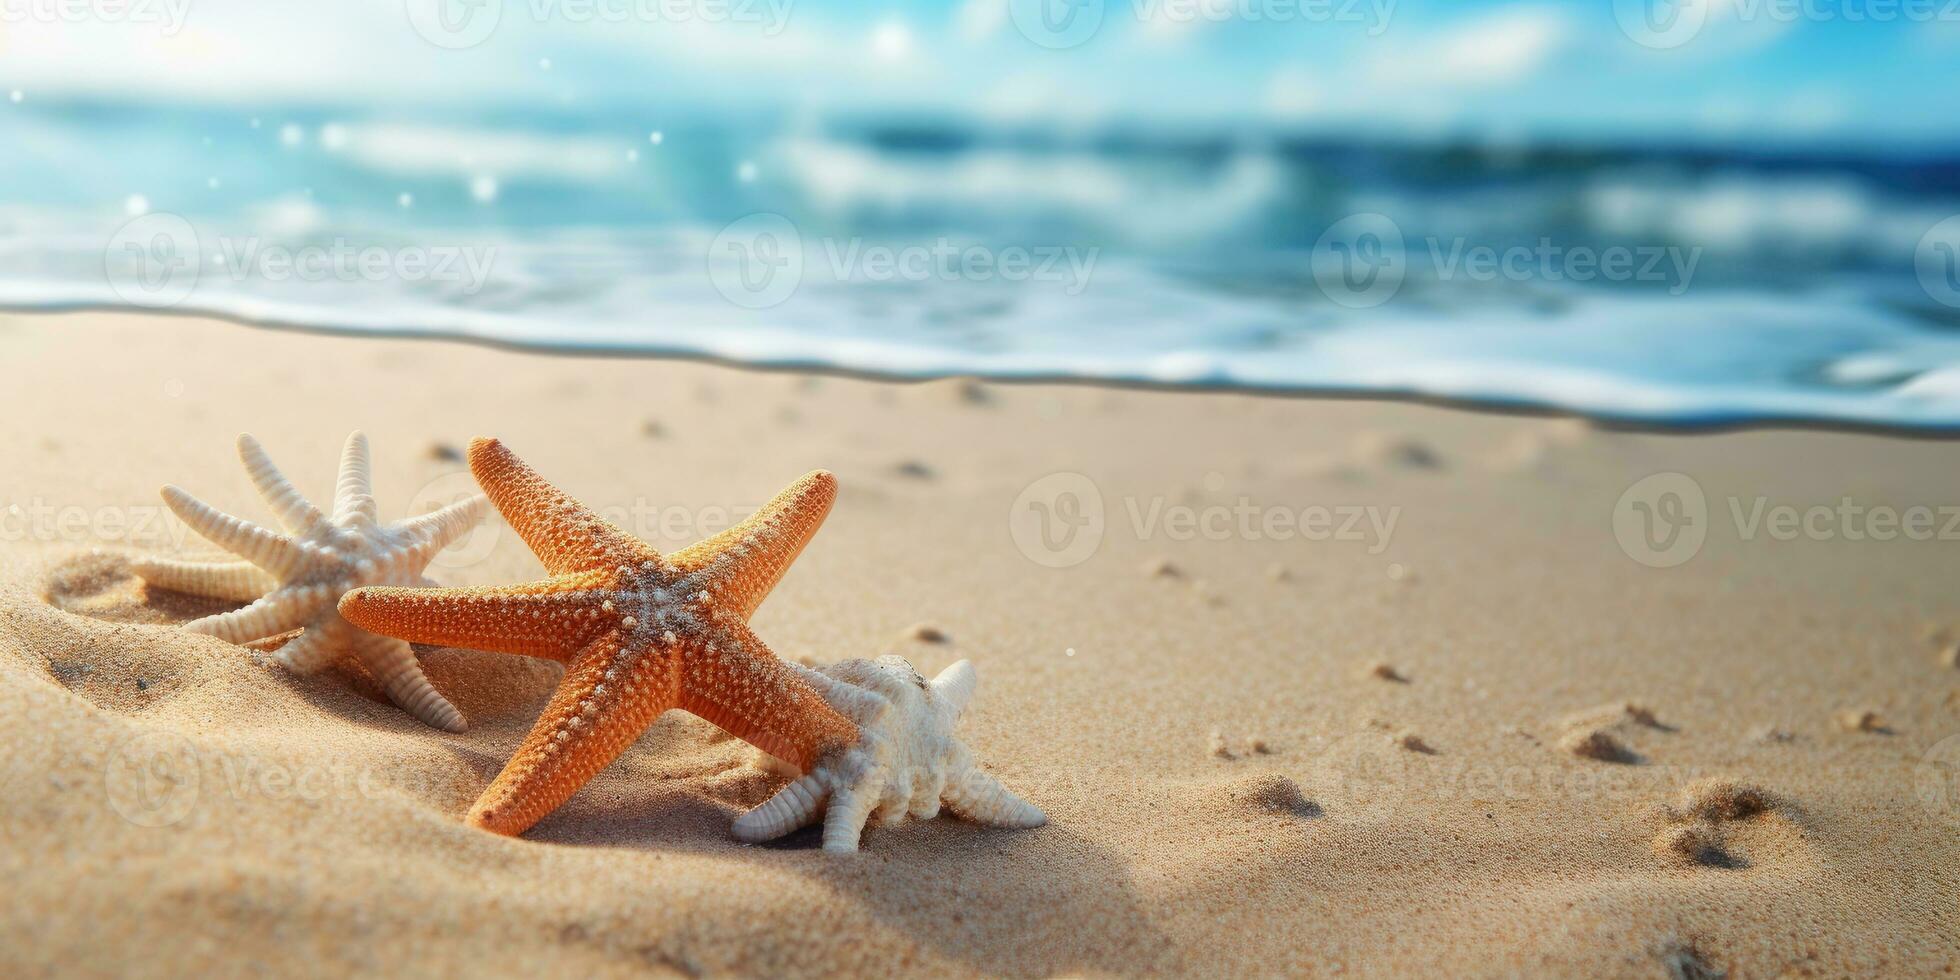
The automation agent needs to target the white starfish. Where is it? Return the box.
[733,656,1046,853]
[131,431,487,732]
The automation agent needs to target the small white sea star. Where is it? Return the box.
[132,432,486,731]
[734,656,1046,853]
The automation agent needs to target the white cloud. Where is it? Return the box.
[0,0,885,108]
[334,124,631,180]
[0,1,473,104]
[870,20,917,61]
[955,0,1009,41]
[975,71,1119,126]
[775,136,1285,245]
[1263,66,1321,122]
[1368,6,1569,88]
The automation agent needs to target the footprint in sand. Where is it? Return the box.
[1834,708,1889,734]
[1561,728,1639,763]
[1208,730,1274,760]
[1555,701,1670,764]
[1364,661,1408,683]
[1656,941,1725,980]
[42,550,233,626]
[1652,779,1802,870]
[1351,431,1445,471]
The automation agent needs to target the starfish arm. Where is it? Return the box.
[467,630,675,835]
[930,659,977,717]
[902,766,948,821]
[942,767,1047,829]
[272,612,357,673]
[667,470,837,621]
[129,556,276,602]
[741,657,1044,851]
[160,485,307,578]
[782,659,894,722]
[184,586,329,644]
[399,493,488,563]
[236,434,329,536]
[338,576,614,660]
[467,437,655,574]
[332,431,380,526]
[821,771,887,854]
[676,619,861,773]
[350,629,465,733]
[730,772,829,843]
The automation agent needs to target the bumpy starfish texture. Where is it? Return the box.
[337,438,870,839]
[133,432,487,732]
[735,656,1046,852]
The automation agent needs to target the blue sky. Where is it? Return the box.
[4,0,1957,145]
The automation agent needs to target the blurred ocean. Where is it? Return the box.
[5,102,1960,429]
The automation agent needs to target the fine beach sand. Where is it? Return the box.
[2,311,1957,977]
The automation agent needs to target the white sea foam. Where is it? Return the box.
[4,219,1958,429]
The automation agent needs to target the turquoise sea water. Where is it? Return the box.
[5,102,1960,429]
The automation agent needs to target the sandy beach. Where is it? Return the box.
[2,310,1956,977]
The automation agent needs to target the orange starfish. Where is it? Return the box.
[337,438,861,837]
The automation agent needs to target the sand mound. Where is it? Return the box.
[1667,779,1784,824]
[1200,773,1322,820]
[1652,778,1806,873]
[0,583,1159,976]
[1559,727,1638,763]
[1652,821,1734,868]
[1559,700,1666,731]
[1352,431,1445,470]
